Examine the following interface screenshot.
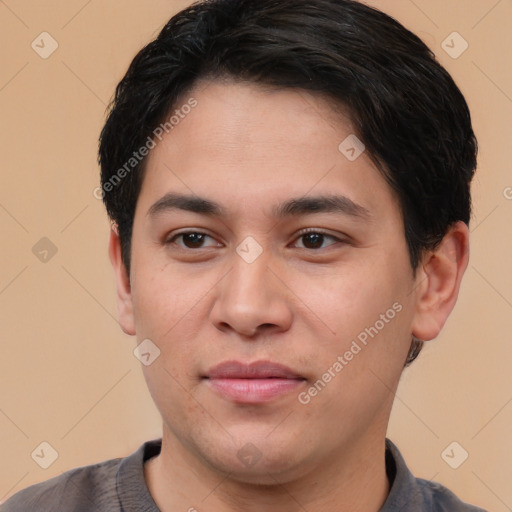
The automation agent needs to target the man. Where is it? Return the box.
[1,0,487,510]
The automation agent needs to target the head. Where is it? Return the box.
[99,0,477,485]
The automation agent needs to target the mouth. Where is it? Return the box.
[203,360,307,403]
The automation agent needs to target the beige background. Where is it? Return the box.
[0,0,510,510]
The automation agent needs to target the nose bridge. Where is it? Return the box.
[228,242,274,307]
[210,239,292,336]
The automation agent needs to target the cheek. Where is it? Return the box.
[141,362,207,441]
[130,258,222,382]
[291,260,405,338]
[289,254,414,384]
[130,258,202,339]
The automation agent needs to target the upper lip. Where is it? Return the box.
[204,360,304,379]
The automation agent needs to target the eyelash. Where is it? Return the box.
[166,228,343,251]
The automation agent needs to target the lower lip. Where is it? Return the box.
[206,378,305,403]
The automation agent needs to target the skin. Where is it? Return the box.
[109,79,469,512]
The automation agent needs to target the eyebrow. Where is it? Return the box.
[147,192,371,220]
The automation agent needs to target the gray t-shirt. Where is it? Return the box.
[1,438,487,511]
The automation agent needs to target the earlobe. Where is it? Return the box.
[411,221,470,342]
[108,226,136,336]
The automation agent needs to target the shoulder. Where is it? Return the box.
[415,478,488,512]
[1,457,122,512]
[1,439,161,512]
[384,439,488,512]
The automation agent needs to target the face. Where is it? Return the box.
[114,80,431,484]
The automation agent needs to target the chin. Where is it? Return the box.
[213,457,308,486]
[195,434,312,485]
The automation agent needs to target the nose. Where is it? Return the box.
[209,245,293,338]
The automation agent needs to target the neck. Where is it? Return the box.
[145,425,390,512]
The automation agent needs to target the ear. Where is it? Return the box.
[108,226,136,336]
[411,221,470,341]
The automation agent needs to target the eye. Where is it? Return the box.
[166,229,344,251]
[167,231,221,249]
[292,229,341,250]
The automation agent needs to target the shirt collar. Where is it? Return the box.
[116,437,425,512]
[117,438,162,512]
[380,438,429,511]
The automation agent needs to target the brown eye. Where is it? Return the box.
[294,230,339,250]
[301,233,324,249]
[168,231,220,249]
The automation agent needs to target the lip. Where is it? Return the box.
[203,360,306,403]
[206,360,303,379]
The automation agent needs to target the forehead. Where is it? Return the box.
[137,79,399,223]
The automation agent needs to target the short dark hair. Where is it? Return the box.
[98,0,477,365]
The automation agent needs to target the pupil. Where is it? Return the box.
[304,233,323,248]
[184,233,204,248]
